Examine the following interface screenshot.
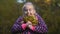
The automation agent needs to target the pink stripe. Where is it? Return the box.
[30,26,35,31]
[21,24,27,30]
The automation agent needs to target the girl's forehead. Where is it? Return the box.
[24,5,34,9]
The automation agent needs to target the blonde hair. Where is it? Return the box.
[22,2,35,11]
[22,2,37,16]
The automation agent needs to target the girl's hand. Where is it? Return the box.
[26,21,32,26]
[28,25,32,28]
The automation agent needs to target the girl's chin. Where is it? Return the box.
[26,15,31,16]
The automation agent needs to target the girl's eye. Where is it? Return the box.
[29,8,33,11]
[29,9,31,11]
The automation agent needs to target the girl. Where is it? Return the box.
[11,2,48,34]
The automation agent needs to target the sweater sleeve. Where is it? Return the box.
[34,14,48,34]
[30,14,48,34]
[11,16,27,34]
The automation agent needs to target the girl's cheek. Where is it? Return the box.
[32,11,34,14]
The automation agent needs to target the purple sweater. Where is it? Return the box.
[11,14,48,34]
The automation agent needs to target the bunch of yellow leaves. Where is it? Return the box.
[23,16,38,25]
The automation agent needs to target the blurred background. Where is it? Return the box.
[0,0,60,34]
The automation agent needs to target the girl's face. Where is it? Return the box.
[23,5,36,16]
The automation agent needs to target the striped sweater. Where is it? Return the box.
[11,14,48,34]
